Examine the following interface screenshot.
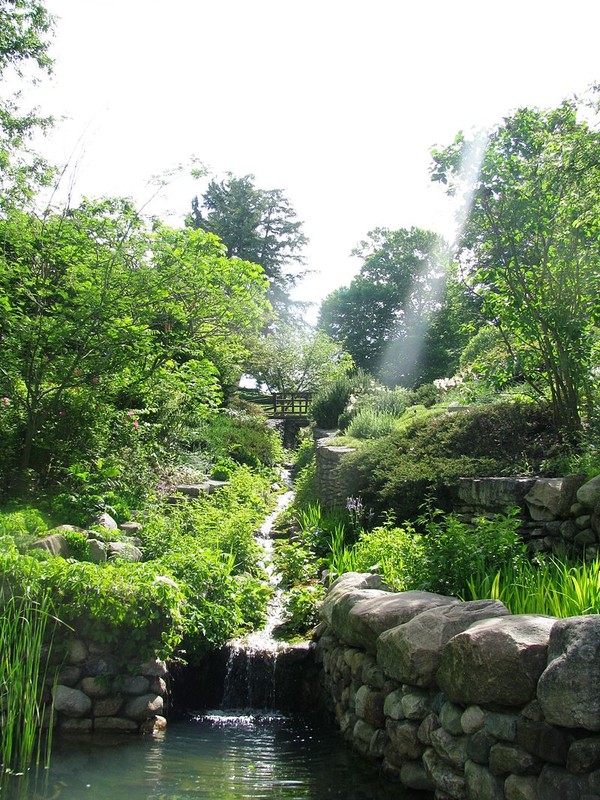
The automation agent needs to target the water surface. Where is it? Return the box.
[22,713,423,800]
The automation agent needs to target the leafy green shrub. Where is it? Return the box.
[0,507,52,539]
[369,387,411,416]
[339,400,557,521]
[311,376,353,428]
[407,382,440,408]
[293,460,318,508]
[346,408,398,440]
[233,573,273,632]
[416,509,522,597]
[292,434,316,476]
[209,457,237,481]
[140,466,270,571]
[330,510,523,599]
[62,530,93,562]
[279,583,324,638]
[275,541,320,589]
[188,410,283,468]
[351,521,425,589]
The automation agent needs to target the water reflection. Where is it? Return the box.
[21,713,424,799]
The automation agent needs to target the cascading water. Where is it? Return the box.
[221,474,302,711]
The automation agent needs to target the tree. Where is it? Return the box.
[0,199,270,484]
[431,99,600,433]
[318,227,453,387]
[187,173,308,311]
[248,323,353,395]
[0,0,55,204]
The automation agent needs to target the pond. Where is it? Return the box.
[16,712,426,800]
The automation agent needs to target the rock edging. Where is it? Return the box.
[316,572,600,799]
[50,638,169,734]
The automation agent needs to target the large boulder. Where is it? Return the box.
[53,685,92,717]
[577,474,600,509]
[320,572,386,630]
[107,541,143,562]
[537,615,600,731]
[124,693,164,721]
[524,476,585,521]
[91,512,118,530]
[437,615,557,707]
[378,600,511,688]
[346,590,457,653]
[29,533,70,557]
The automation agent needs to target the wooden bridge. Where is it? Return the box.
[270,392,312,419]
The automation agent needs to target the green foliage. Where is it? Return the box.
[328,526,359,578]
[209,457,237,481]
[0,465,276,666]
[0,0,55,205]
[0,587,58,777]
[466,555,600,617]
[292,459,318,509]
[339,400,557,520]
[311,375,353,428]
[0,506,51,539]
[332,510,523,599]
[351,520,425,589]
[346,408,398,440]
[249,323,353,395]
[279,583,324,638]
[232,573,273,632]
[0,203,270,497]
[187,172,308,311]
[275,541,320,589]
[318,227,459,387]
[188,409,284,469]
[292,434,316,475]
[61,530,92,562]
[432,99,600,433]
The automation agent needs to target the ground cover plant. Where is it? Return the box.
[337,399,558,521]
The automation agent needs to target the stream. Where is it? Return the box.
[12,475,422,799]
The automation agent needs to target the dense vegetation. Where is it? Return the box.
[0,0,599,779]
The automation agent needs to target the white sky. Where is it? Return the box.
[21,0,600,315]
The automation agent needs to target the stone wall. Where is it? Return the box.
[315,572,600,800]
[314,433,600,557]
[50,637,169,734]
[457,473,600,558]
[314,437,356,507]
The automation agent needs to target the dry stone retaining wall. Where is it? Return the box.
[50,637,169,734]
[316,572,600,800]
[315,435,600,557]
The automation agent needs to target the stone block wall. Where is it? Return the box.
[314,432,600,558]
[457,473,600,558]
[314,439,356,507]
[315,572,600,799]
[49,637,169,734]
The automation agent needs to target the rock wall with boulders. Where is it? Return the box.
[314,438,356,507]
[50,637,169,735]
[457,473,600,558]
[316,572,600,800]
[315,435,600,558]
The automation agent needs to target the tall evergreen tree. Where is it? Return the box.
[187,173,308,312]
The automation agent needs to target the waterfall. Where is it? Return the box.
[221,478,295,711]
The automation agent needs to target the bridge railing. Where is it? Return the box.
[271,392,312,418]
